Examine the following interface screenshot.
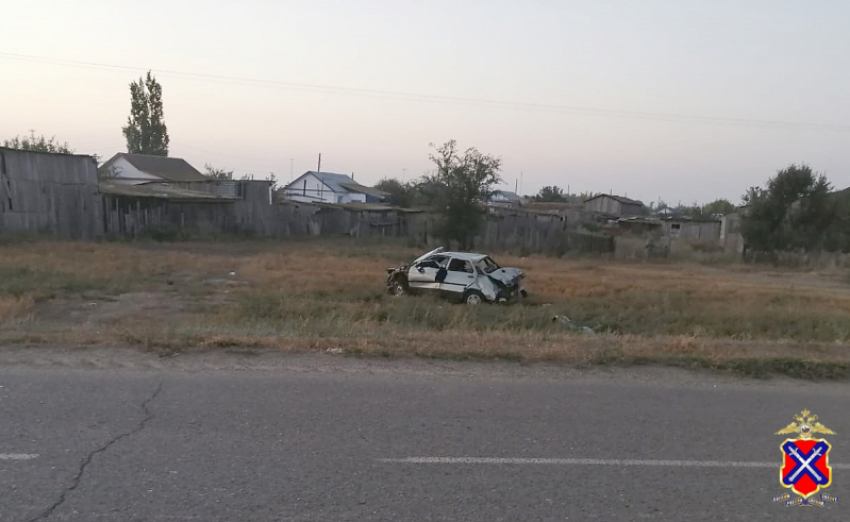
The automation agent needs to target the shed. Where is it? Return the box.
[663,217,721,243]
[618,216,663,235]
[100,181,236,237]
[584,194,644,217]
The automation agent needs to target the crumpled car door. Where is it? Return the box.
[440,258,475,297]
[408,259,443,291]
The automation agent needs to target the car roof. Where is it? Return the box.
[441,251,488,261]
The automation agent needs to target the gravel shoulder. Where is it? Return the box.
[2,344,849,393]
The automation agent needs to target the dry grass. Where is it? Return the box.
[0,294,34,325]
[2,238,850,378]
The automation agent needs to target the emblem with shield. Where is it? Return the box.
[775,410,837,504]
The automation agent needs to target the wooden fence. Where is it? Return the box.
[0,148,102,239]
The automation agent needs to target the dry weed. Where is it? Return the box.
[0,294,34,325]
[3,240,850,377]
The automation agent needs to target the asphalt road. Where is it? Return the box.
[1,356,849,521]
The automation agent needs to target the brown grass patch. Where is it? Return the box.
[2,239,850,378]
[0,294,34,325]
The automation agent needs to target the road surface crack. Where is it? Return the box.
[26,380,164,522]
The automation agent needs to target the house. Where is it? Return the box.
[281,171,385,204]
[489,190,524,205]
[98,153,209,185]
[584,194,644,218]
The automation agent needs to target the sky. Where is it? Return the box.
[1,0,849,205]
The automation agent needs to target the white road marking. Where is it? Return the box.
[379,457,850,469]
[0,454,39,460]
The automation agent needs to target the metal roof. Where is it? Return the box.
[99,181,235,201]
[302,171,358,193]
[100,153,209,182]
[338,182,387,199]
[584,194,644,206]
[287,171,385,198]
[491,190,523,202]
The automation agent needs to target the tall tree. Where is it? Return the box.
[3,130,74,154]
[701,199,735,217]
[533,185,566,202]
[741,164,834,252]
[423,140,502,249]
[122,71,169,156]
[375,178,415,207]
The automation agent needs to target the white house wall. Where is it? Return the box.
[283,173,337,203]
[103,157,161,185]
[341,193,367,203]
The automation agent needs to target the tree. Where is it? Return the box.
[533,185,566,202]
[265,173,278,191]
[673,203,704,218]
[701,199,735,218]
[423,140,502,249]
[375,178,416,207]
[741,164,834,252]
[122,71,169,156]
[205,164,233,180]
[3,130,74,154]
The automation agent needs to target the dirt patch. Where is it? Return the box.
[33,291,190,326]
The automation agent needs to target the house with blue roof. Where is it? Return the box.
[282,171,386,204]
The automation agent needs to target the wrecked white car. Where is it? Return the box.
[385,247,527,305]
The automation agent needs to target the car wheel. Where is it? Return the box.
[390,279,407,296]
[464,291,484,305]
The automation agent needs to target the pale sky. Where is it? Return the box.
[2,0,849,205]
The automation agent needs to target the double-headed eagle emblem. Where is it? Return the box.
[774,410,837,505]
[775,409,836,439]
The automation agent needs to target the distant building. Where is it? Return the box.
[98,153,209,185]
[584,194,644,218]
[489,190,524,205]
[281,171,385,204]
[618,216,663,235]
[662,217,721,243]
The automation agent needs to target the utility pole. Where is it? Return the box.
[317,153,322,173]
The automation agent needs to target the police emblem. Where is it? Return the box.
[774,410,838,507]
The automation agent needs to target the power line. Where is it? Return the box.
[3,51,849,133]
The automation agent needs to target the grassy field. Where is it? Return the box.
[2,238,850,378]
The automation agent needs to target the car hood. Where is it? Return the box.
[487,267,523,286]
